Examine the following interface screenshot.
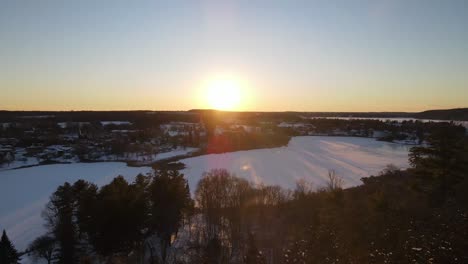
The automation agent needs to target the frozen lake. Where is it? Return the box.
[180,136,411,193]
[0,136,411,255]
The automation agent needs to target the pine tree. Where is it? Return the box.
[148,170,193,262]
[84,176,148,257]
[0,230,20,264]
[409,125,468,203]
[43,182,78,264]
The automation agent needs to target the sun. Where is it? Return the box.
[205,78,242,110]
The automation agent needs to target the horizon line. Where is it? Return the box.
[1,107,468,114]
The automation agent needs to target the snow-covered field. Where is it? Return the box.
[180,136,411,193]
[0,136,411,258]
[0,163,152,252]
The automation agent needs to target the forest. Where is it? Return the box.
[1,124,467,264]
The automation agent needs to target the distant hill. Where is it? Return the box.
[2,108,468,122]
[415,108,468,121]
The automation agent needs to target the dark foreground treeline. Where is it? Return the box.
[2,125,467,264]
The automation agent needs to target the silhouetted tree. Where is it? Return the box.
[85,176,148,257]
[72,180,98,248]
[148,170,193,263]
[43,182,78,263]
[0,230,20,264]
[42,180,97,263]
[409,125,468,203]
[195,169,253,259]
[27,235,57,264]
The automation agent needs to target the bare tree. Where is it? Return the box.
[326,170,343,192]
[195,169,254,261]
[294,178,314,199]
[27,235,57,264]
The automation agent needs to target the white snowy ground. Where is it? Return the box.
[180,136,411,194]
[94,147,199,163]
[0,163,152,253]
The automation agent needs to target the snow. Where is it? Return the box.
[152,148,198,160]
[167,130,189,137]
[277,122,307,128]
[111,129,138,133]
[0,148,40,171]
[393,139,420,145]
[0,163,152,252]
[214,127,224,135]
[160,122,201,137]
[100,121,132,126]
[1,123,11,129]
[232,125,261,133]
[94,147,198,163]
[44,145,72,152]
[0,146,198,171]
[57,122,90,129]
[180,136,411,194]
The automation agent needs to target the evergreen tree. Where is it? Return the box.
[72,180,98,247]
[148,170,193,263]
[409,125,468,203]
[42,180,96,263]
[43,182,78,264]
[85,176,148,257]
[0,230,20,264]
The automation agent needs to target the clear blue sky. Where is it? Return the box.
[1,0,467,111]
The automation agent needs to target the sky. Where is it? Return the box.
[1,0,467,112]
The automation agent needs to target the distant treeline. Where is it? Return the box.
[0,111,200,125]
[2,107,468,123]
[415,107,468,121]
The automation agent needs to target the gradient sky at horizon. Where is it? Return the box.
[1,0,467,112]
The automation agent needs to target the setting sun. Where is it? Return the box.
[205,78,242,111]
